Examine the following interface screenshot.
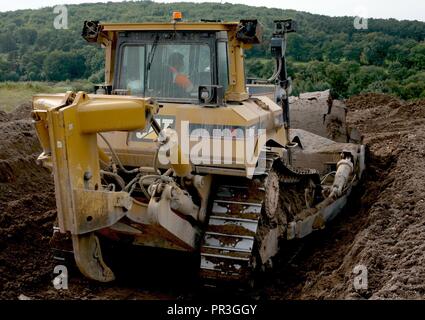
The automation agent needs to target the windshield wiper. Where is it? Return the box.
[145,34,160,96]
[147,34,160,72]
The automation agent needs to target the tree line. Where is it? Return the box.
[0,1,424,99]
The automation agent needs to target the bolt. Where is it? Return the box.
[84,171,92,181]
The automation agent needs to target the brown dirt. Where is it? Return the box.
[1,94,425,300]
[0,103,57,299]
[263,95,425,299]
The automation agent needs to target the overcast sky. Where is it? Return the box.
[1,0,424,22]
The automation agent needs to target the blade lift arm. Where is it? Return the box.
[33,91,159,281]
[269,19,296,127]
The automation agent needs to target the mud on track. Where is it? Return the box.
[1,94,425,299]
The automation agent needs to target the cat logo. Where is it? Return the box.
[130,115,175,142]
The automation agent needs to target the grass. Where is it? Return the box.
[0,81,93,112]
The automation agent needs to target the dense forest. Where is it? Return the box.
[0,1,425,99]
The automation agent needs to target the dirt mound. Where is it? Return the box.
[0,104,56,299]
[8,103,33,121]
[263,94,425,299]
[338,97,425,299]
[0,111,9,123]
[393,99,425,119]
[346,93,402,111]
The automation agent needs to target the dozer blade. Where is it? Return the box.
[289,128,366,176]
[289,90,350,143]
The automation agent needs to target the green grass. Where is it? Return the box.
[0,81,93,112]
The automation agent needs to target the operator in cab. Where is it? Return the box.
[168,52,194,93]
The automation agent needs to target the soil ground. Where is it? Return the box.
[1,93,425,300]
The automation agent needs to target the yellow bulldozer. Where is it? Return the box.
[32,14,365,284]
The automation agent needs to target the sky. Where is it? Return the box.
[0,0,424,22]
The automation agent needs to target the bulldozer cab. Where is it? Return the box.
[83,17,262,104]
[81,17,289,177]
[115,31,220,100]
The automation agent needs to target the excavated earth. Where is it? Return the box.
[1,93,425,300]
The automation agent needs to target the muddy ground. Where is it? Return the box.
[1,93,425,300]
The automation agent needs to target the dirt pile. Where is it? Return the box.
[0,103,56,299]
[263,95,425,299]
[345,93,401,111]
[336,96,425,299]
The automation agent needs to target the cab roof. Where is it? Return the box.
[100,22,240,32]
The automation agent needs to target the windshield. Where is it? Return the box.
[118,43,212,100]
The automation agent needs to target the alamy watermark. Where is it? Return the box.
[53,5,68,30]
[53,265,68,290]
[354,6,368,30]
[353,264,368,290]
[148,120,269,174]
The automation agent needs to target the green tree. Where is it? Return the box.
[348,65,388,96]
[361,33,394,66]
[0,34,17,53]
[16,28,38,46]
[43,51,85,81]
[408,43,425,70]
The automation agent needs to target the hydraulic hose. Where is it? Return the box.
[138,175,161,199]
[100,170,126,190]
[98,133,139,174]
[267,57,282,82]
[137,174,174,199]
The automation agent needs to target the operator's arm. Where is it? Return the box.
[175,74,194,93]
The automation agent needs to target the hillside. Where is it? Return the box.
[0,1,425,98]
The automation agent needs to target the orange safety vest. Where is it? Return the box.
[169,66,193,90]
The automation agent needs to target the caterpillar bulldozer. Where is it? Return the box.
[32,14,365,285]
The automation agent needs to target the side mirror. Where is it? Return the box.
[82,21,101,43]
[236,20,263,44]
